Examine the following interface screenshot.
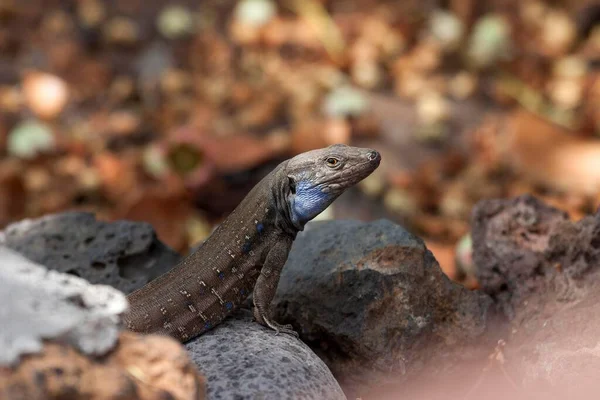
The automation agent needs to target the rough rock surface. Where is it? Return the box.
[0,247,127,366]
[0,332,206,400]
[471,194,600,316]
[471,194,570,317]
[0,212,181,294]
[343,198,600,399]
[0,247,204,400]
[185,309,346,400]
[272,219,492,394]
[471,195,600,397]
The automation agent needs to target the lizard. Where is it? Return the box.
[123,144,381,342]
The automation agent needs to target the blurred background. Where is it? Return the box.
[0,0,599,285]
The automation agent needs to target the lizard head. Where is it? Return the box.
[283,144,381,229]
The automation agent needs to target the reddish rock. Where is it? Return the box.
[471,194,569,317]
[0,332,206,400]
[471,194,600,398]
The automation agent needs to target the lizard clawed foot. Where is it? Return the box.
[266,320,299,337]
[253,307,299,337]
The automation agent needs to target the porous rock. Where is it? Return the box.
[272,219,492,394]
[185,309,346,400]
[471,195,600,397]
[0,331,206,400]
[471,194,569,317]
[471,194,600,316]
[0,247,205,400]
[0,247,127,366]
[0,212,181,294]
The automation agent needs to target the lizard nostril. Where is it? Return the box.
[367,151,379,161]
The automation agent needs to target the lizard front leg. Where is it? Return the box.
[253,237,298,337]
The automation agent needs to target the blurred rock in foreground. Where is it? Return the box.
[0,247,205,400]
[471,194,600,398]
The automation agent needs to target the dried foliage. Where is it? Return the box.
[0,0,599,274]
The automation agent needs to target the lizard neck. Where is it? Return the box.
[271,162,302,236]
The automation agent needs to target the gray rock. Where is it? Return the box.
[471,194,569,317]
[185,309,346,400]
[272,219,492,394]
[0,212,180,294]
[0,247,127,366]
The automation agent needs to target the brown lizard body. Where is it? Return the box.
[123,144,380,342]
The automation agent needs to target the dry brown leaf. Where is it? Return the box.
[94,152,138,201]
[504,110,600,195]
[0,161,26,228]
[207,132,290,172]
[424,240,457,279]
[115,179,192,252]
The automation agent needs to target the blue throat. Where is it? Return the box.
[291,180,333,226]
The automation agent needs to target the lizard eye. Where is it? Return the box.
[288,177,296,194]
[326,157,340,168]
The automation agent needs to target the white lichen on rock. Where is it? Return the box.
[0,247,128,366]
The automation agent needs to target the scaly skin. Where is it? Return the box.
[123,144,381,342]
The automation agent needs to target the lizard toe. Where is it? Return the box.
[277,325,299,337]
[263,318,299,337]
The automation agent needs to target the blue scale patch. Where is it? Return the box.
[256,222,264,233]
[204,321,212,330]
[242,241,252,254]
[292,180,332,225]
[225,301,233,310]
[218,271,225,279]
[240,288,247,296]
